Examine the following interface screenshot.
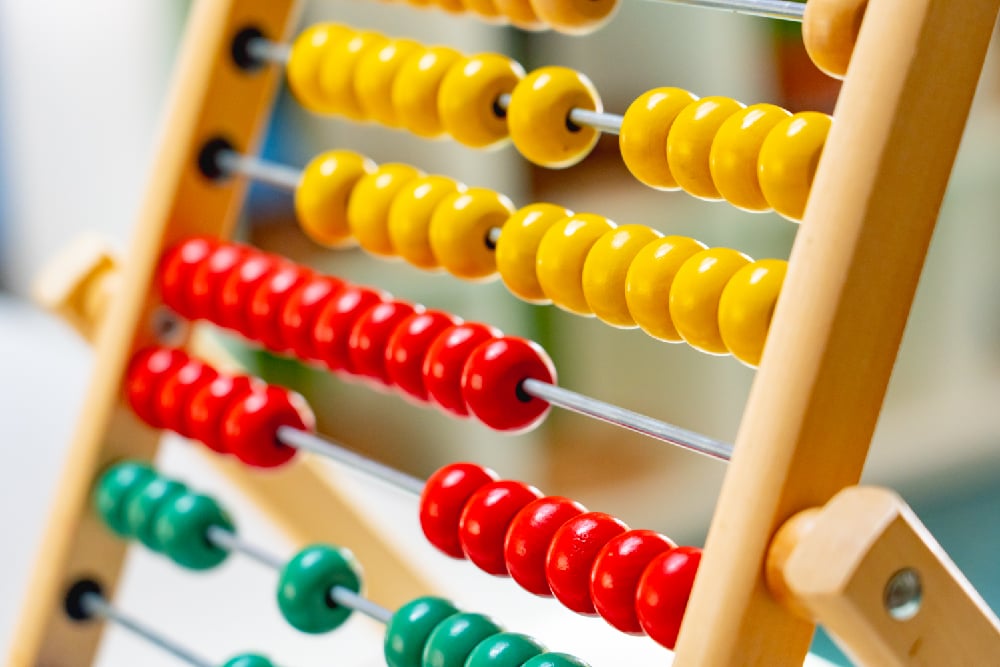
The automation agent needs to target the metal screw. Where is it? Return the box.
[884,568,922,621]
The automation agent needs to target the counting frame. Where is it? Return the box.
[11,0,1000,665]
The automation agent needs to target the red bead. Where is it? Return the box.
[459,480,542,576]
[422,323,500,417]
[185,374,259,453]
[461,336,556,433]
[312,285,388,373]
[420,462,499,559]
[591,529,676,634]
[248,264,313,352]
[635,546,702,649]
[280,275,346,360]
[384,310,460,402]
[124,347,190,428]
[504,496,586,596]
[188,244,247,325]
[545,512,629,615]
[347,300,419,385]
[158,237,217,318]
[154,358,219,436]
[221,385,315,468]
[219,253,284,337]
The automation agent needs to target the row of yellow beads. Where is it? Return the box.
[370,0,618,34]
[295,149,786,366]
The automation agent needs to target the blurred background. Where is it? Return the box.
[0,1,998,665]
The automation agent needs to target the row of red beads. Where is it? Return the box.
[124,346,315,468]
[419,462,701,649]
[157,237,555,433]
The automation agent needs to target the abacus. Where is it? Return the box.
[11,0,1000,665]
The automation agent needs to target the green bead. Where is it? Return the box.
[465,632,545,667]
[421,612,502,667]
[93,461,155,537]
[124,477,187,551]
[155,492,233,570]
[277,544,362,634]
[385,596,460,667]
[521,654,590,667]
[220,654,274,667]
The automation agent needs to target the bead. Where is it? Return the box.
[348,163,425,257]
[124,477,187,552]
[624,236,707,342]
[530,0,619,34]
[507,67,601,169]
[347,301,419,385]
[221,385,312,468]
[219,253,284,337]
[461,337,555,433]
[296,150,378,248]
[189,244,246,327]
[619,87,699,190]
[158,237,216,318]
[465,632,546,667]
[155,358,219,437]
[521,654,590,667]
[280,275,346,360]
[277,544,363,634]
[312,285,388,373]
[317,30,389,121]
[287,24,353,112]
[431,0,467,15]
[392,47,464,139]
[462,0,505,22]
[93,461,156,538]
[155,492,234,570]
[590,529,675,634]
[718,259,786,367]
[635,546,702,649]
[504,496,586,596]
[248,265,313,351]
[709,103,791,212]
[222,654,275,667]
[420,462,500,559]
[385,310,460,401]
[581,224,663,328]
[758,111,832,221]
[492,0,546,31]
[388,175,467,270]
[669,247,751,354]
[354,39,424,127]
[536,213,616,315]
[802,0,865,78]
[459,480,542,575]
[667,96,746,200]
[422,613,502,667]
[429,188,514,281]
[186,374,258,454]
[495,203,571,304]
[423,323,501,417]
[385,597,461,667]
[545,512,628,615]
[124,347,189,428]
[438,54,526,149]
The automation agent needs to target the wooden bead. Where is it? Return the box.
[155,492,234,570]
[504,496,586,596]
[384,596,460,667]
[248,265,312,351]
[221,385,313,468]
[317,30,388,121]
[385,310,461,402]
[802,0,867,78]
[493,0,546,31]
[222,655,274,667]
[581,224,663,328]
[354,39,424,127]
[709,103,791,212]
[392,46,465,139]
[422,613,502,667]
[348,163,425,257]
[495,203,572,304]
[124,347,189,429]
[93,462,155,538]
[277,544,362,633]
[295,150,377,247]
[507,67,601,169]
[347,301,420,385]
[590,529,676,634]
[420,462,499,559]
[423,323,501,417]
[521,655,590,667]
[287,24,353,112]
[124,477,187,552]
[312,285,388,373]
[718,259,787,367]
[219,254,284,338]
[465,632,545,666]
[186,374,258,454]
[154,359,218,438]
[459,480,543,575]
[461,336,555,433]
[669,247,751,355]
[545,512,629,615]
[188,244,246,326]
[279,275,346,361]
[428,187,514,281]
[438,54,525,149]
[388,175,467,271]
[431,0,467,14]
[619,87,698,190]
[462,0,505,22]
[157,237,216,319]
[536,213,616,315]
[758,111,832,221]
[667,96,745,200]
[635,546,702,649]
[625,236,707,342]
[529,0,620,34]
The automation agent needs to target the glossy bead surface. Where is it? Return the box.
[280,275,346,360]
[155,492,234,570]
[355,39,424,127]
[590,529,675,634]
[431,0,466,15]
[463,0,504,22]
[521,654,590,667]
[508,67,601,168]
[421,613,502,667]
[545,512,628,615]
[667,96,745,200]
[423,323,501,417]
[347,300,419,385]
[287,24,352,112]
[619,88,698,190]
[385,310,460,401]
[317,30,389,120]
[222,654,274,667]
[186,374,257,453]
[348,163,425,257]
[296,150,377,247]
[155,358,219,437]
[758,111,832,221]
[461,336,555,433]
[495,203,571,304]
[221,386,312,468]
[459,480,543,575]
[392,47,464,138]
[718,259,786,367]
[384,596,460,667]
[625,236,707,342]
[438,54,525,149]
[504,496,586,596]
[465,632,545,666]
[635,546,702,649]
[530,0,620,34]
[125,347,188,428]
[124,477,187,552]
[277,544,362,634]
[581,224,663,328]
[492,0,546,30]
[802,0,864,78]
[249,265,312,351]
[429,188,514,281]
[312,285,388,373]
[669,247,751,354]
[536,213,616,315]
[158,237,216,318]
[388,175,467,270]
[219,254,283,337]
[188,244,246,326]
[709,103,790,212]
[421,462,499,558]
[93,462,155,537]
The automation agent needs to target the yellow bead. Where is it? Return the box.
[354,39,424,128]
[619,87,699,190]
[536,213,616,315]
[495,203,572,304]
[709,103,791,212]
[529,0,620,35]
[802,0,865,79]
[492,0,546,30]
[317,31,388,121]
[428,188,515,281]
[463,0,505,22]
[347,163,425,257]
[718,259,787,367]
[669,247,751,355]
[392,46,464,139]
[667,96,745,200]
[438,54,526,149]
[295,150,377,247]
[388,175,467,270]
[582,225,663,328]
[287,24,354,113]
[507,67,602,169]
[758,111,832,221]
[432,0,466,14]
[624,236,706,342]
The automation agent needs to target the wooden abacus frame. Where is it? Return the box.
[10,0,1000,665]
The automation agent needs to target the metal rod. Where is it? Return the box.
[330,588,394,624]
[216,149,300,191]
[650,0,805,21]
